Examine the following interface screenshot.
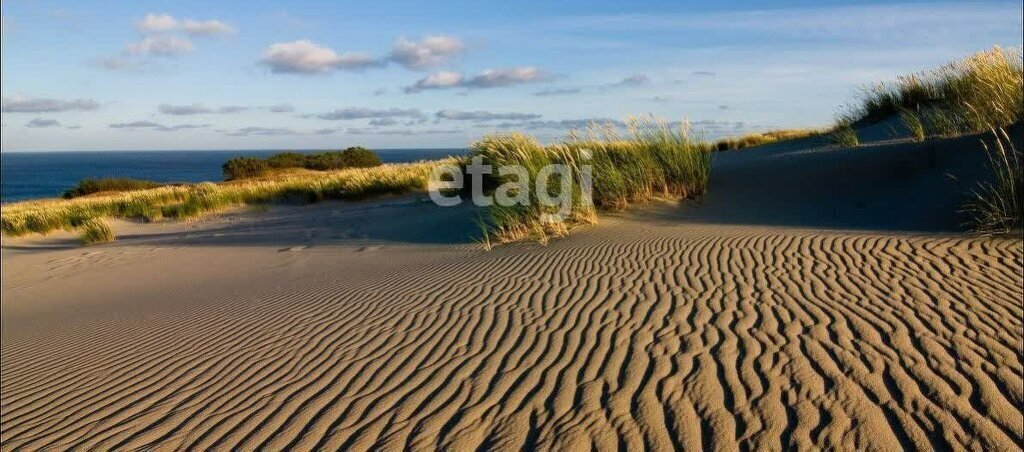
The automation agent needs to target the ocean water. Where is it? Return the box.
[1,149,466,202]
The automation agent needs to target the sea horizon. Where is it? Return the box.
[1,148,467,202]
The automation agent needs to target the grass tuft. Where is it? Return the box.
[78,218,115,245]
[965,127,1023,234]
[899,108,926,142]
[830,121,860,147]
[472,115,712,245]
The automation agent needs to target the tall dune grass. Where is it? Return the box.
[78,218,114,245]
[2,160,449,238]
[472,116,713,244]
[965,127,1022,234]
[843,46,1023,136]
[830,120,860,147]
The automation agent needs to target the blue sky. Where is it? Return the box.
[1,0,1021,151]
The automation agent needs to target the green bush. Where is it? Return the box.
[63,178,162,199]
[222,157,270,181]
[266,152,307,169]
[222,148,382,180]
[303,147,382,171]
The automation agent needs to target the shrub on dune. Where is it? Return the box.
[63,178,163,199]
[224,147,384,180]
[222,157,270,181]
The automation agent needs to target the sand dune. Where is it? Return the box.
[2,132,1022,450]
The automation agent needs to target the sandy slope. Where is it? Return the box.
[2,130,1022,450]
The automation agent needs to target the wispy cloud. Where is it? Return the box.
[533,88,582,97]
[137,13,235,36]
[405,67,550,93]
[345,127,462,136]
[368,118,399,126]
[611,74,650,87]
[110,120,209,132]
[491,118,626,130]
[124,35,194,57]
[224,127,299,136]
[435,110,541,121]
[26,118,62,128]
[267,103,295,113]
[310,107,426,121]
[158,103,293,115]
[3,97,99,113]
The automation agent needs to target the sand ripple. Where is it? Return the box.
[2,220,1021,451]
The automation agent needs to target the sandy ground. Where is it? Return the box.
[2,128,1022,450]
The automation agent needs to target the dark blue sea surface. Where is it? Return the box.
[1,149,466,202]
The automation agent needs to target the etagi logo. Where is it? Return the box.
[428,153,593,225]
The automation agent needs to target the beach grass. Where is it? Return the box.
[78,218,115,245]
[471,116,713,244]
[844,46,1023,136]
[1,159,450,238]
[899,108,927,142]
[965,127,1022,234]
[830,121,860,147]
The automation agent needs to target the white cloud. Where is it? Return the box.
[260,40,346,74]
[125,35,194,57]
[405,67,550,93]
[389,36,465,70]
[137,13,235,36]
[404,71,464,93]
[464,67,549,88]
[260,35,468,75]
[2,97,100,113]
[137,13,178,33]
